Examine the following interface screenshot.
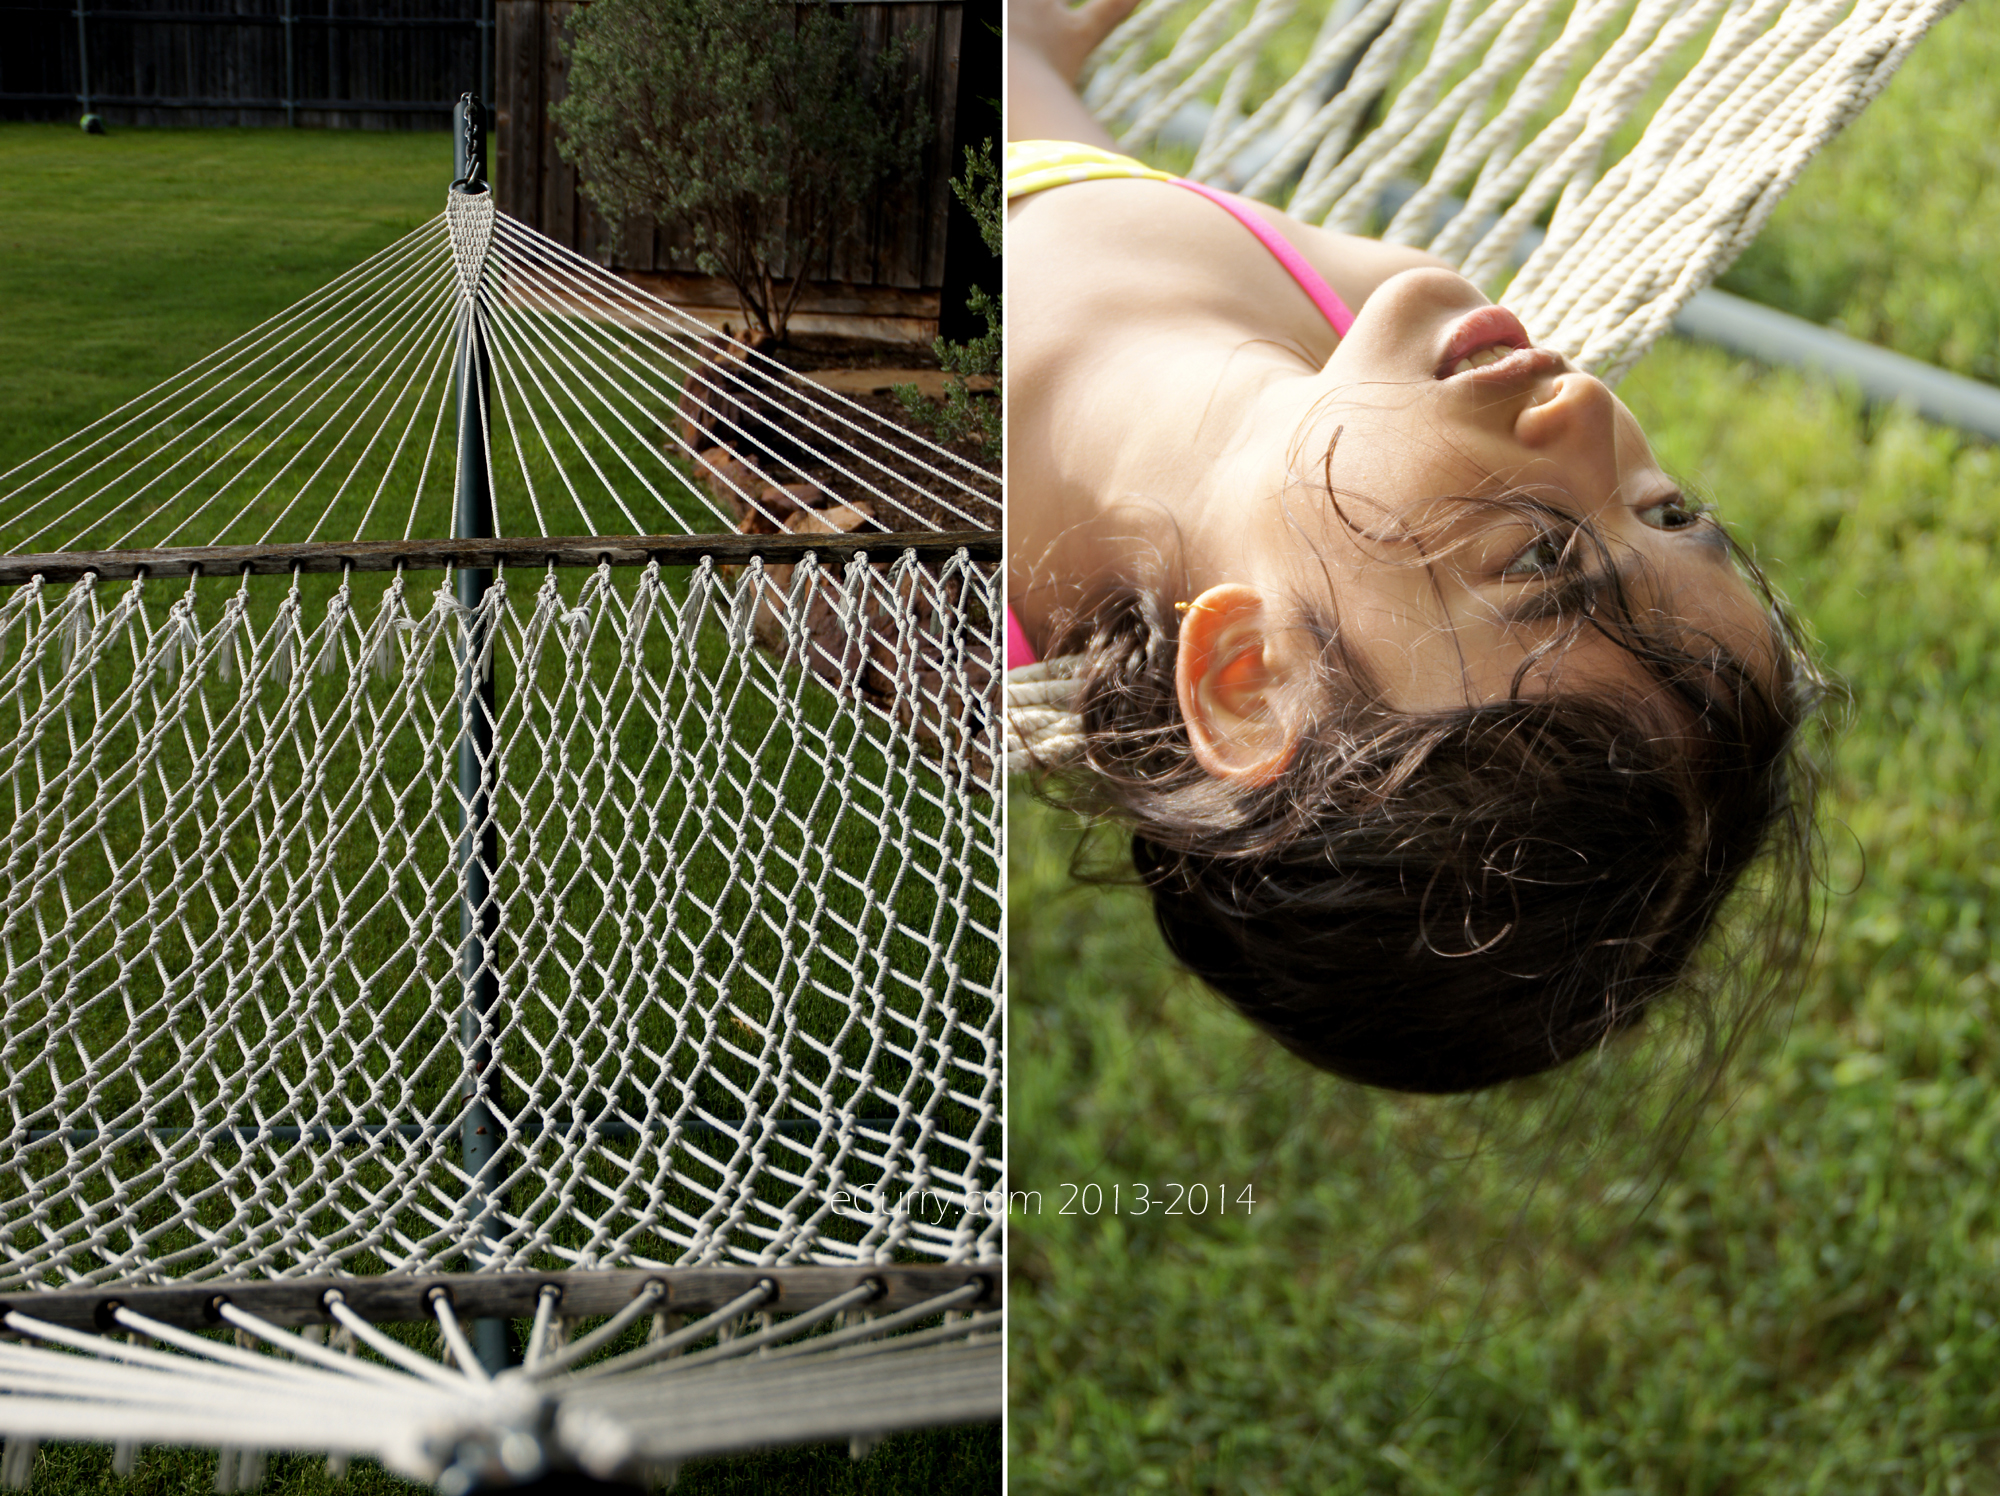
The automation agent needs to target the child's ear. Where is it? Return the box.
[1175,584,1303,785]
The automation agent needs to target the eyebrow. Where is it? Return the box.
[1497,509,1734,629]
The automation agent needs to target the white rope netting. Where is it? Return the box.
[0,1268,1000,1486]
[1,555,1000,1288]
[0,186,1002,1302]
[1007,0,1955,770]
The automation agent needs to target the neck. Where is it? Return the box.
[1009,345,1327,646]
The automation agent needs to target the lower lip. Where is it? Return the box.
[1435,305,1533,379]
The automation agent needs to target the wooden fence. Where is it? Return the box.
[0,0,997,340]
[0,0,484,129]
[495,0,992,339]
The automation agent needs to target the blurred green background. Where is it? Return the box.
[1010,1,2000,1490]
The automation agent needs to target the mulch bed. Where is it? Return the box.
[759,334,948,376]
[671,331,1000,780]
[677,333,1000,536]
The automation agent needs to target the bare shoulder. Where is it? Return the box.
[1008,180,1262,331]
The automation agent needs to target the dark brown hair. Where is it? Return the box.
[1038,508,1822,1095]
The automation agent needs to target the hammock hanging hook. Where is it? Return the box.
[451,90,488,196]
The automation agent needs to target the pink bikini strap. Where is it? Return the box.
[1006,607,1039,669]
[1006,180,1351,679]
[1170,179,1355,337]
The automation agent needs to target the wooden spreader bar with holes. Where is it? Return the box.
[0,1264,1001,1335]
[0,529,1003,586]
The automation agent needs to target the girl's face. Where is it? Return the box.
[1231,267,1773,711]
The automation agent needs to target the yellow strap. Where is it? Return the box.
[1005,140,1175,201]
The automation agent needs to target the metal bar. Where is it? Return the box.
[1670,287,2000,442]
[282,0,293,127]
[73,0,89,117]
[451,90,509,1378]
[0,1266,1002,1335]
[0,530,1000,586]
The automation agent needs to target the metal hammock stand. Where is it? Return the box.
[1005,0,1959,772]
[0,94,1001,1488]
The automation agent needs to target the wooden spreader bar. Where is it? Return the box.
[0,530,1002,586]
[0,1264,1000,1335]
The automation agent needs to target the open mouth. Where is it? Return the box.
[1439,345,1566,383]
[1434,304,1534,379]
[1443,344,1522,375]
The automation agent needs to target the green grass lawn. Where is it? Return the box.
[24,1426,1003,1496]
[0,123,998,1494]
[0,126,443,474]
[1011,1,2000,1490]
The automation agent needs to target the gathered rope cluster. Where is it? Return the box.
[0,1276,999,1486]
[1009,0,1958,768]
[1,189,996,554]
[1003,657,1086,775]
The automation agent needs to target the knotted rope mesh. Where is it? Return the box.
[1,555,999,1289]
[1006,0,1956,771]
[0,183,1002,1297]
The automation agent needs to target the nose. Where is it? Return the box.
[1513,371,1618,451]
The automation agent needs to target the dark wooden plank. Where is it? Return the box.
[516,0,545,223]
[938,0,996,341]
[621,199,655,274]
[839,1,890,286]
[0,1263,1001,1334]
[542,0,577,250]
[924,0,966,289]
[906,2,953,290]
[0,529,1001,586]
[494,0,539,222]
[580,196,613,265]
[54,0,495,127]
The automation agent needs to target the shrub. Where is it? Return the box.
[555,0,929,346]
[898,140,1001,460]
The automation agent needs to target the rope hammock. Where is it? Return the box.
[1004,0,1959,772]
[0,98,1000,1483]
[0,1267,998,1491]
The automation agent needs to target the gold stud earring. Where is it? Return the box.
[1173,600,1192,616]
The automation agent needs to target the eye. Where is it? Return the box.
[1639,493,1706,531]
[1500,527,1573,577]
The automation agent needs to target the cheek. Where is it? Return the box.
[1304,408,1484,523]
[1689,579,1784,690]
[1610,400,1667,482]
[1327,579,1472,707]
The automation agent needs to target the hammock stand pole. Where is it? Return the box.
[451,90,510,1375]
